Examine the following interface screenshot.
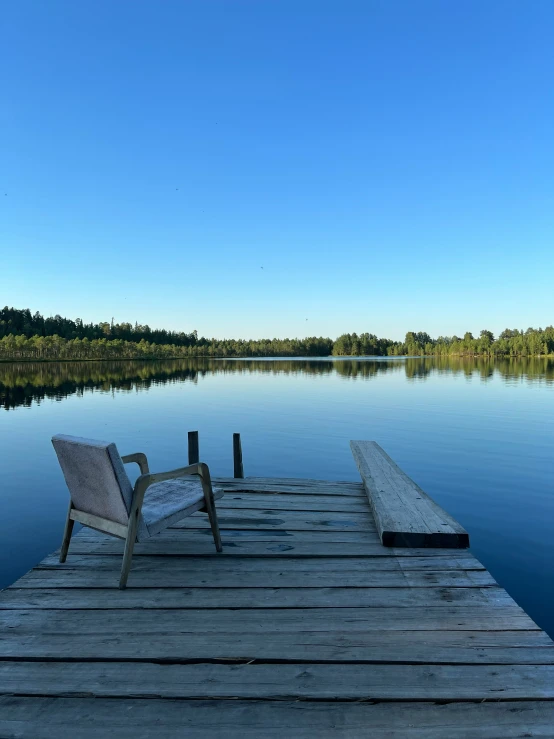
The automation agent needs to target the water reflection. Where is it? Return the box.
[1,356,553,410]
[402,356,554,383]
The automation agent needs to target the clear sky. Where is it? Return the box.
[2,1,553,341]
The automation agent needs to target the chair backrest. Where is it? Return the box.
[52,434,134,525]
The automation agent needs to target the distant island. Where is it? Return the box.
[1,306,553,361]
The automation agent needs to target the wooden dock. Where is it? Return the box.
[1,473,554,737]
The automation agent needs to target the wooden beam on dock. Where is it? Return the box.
[350,440,469,548]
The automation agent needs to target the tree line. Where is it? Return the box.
[0,306,199,346]
[0,306,553,360]
[385,329,554,358]
[0,333,334,360]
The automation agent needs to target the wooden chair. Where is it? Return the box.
[52,434,223,588]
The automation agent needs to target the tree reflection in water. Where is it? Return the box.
[1,356,553,411]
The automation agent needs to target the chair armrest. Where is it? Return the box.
[138,462,207,486]
[121,452,150,475]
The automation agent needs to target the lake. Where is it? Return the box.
[1,356,553,636]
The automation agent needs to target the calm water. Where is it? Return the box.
[1,357,553,635]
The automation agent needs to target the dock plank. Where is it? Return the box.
[70,527,382,543]
[37,552,488,571]
[2,629,552,664]
[216,477,365,497]
[14,565,496,589]
[0,585,512,609]
[65,529,472,557]
[177,508,377,532]
[2,698,554,739]
[0,605,538,632]
[217,492,371,512]
[1,661,553,700]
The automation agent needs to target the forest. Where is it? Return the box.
[333,329,554,357]
[0,306,553,360]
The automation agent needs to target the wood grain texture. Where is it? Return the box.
[2,698,554,739]
[2,633,552,664]
[174,507,377,532]
[351,441,469,547]
[63,535,466,557]
[37,552,488,571]
[214,477,365,497]
[15,565,496,589]
[72,526,382,543]
[217,492,371,512]
[0,585,513,609]
[50,525,481,557]
[1,661,553,700]
[1,605,538,633]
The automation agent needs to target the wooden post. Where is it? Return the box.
[233,433,244,479]
[188,431,199,465]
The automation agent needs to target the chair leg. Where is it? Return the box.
[59,502,75,563]
[119,532,137,589]
[204,495,223,553]
[197,464,223,553]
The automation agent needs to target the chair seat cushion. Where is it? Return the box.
[140,477,224,539]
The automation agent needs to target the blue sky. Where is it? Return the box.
[2,1,553,340]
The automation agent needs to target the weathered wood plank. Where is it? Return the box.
[351,441,469,547]
[217,492,371,512]
[218,477,363,486]
[0,698,549,739]
[37,552,487,572]
[74,527,382,543]
[0,585,512,609]
[64,526,406,556]
[178,508,376,532]
[215,477,365,497]
[63,535,468,557]
[1,605,537,633]
[12,566,497,589]
[1,661,553,699]
[2,698,554,739]
[1,629,551,663]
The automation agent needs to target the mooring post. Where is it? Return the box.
[233,432,244,478]
[188,430,199,465]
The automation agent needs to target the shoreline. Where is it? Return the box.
[1,354,554,364]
